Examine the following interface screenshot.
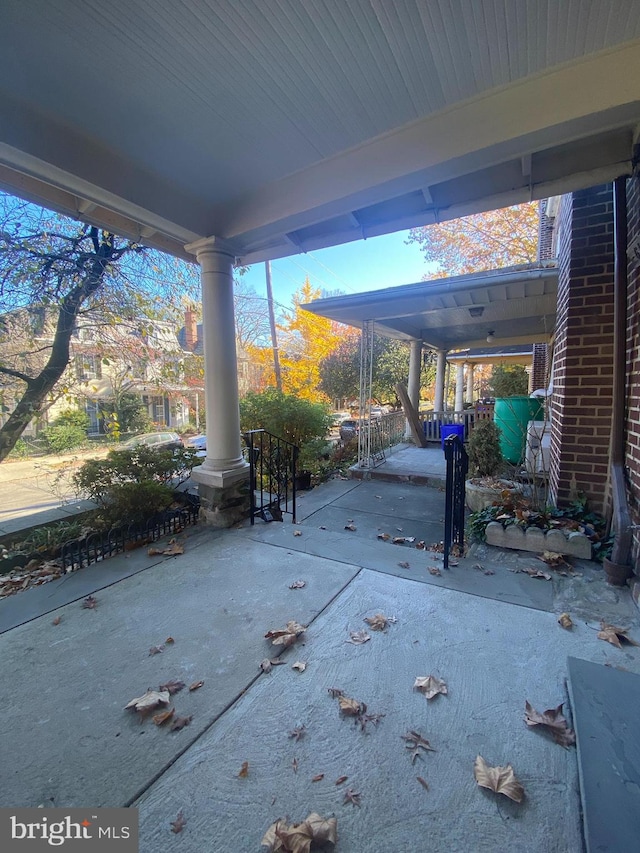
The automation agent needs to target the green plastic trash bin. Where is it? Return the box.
[494,397,544,464]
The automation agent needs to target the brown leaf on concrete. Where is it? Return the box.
[82,595,98,609]
[312,773,324,782]
[524,701,576,747]
[414,675,448,700]
[170,714,192,731]
[335,775,348,785]
[170,809,186,834]
[288,725,306,741]
[358,712,385,733]
[164,636,175,644]
[428,566,442,576]
[51,616,61,625]
[338,695,365,716]
[327,687,344,698]
[188,680,204,691]
[261,813,337,853]
[598,620,639,648]
[238,760,249,778]
[159,680,185,695]
[538,550,569,566]
[342,788,361,807]
[364,613,390,631]
[347,629,371,645]
[402,730,436,764]
[377,532,391,541]
[289,580,306,589]
[291,661,307,673]
[344,523,357,531]
[149,645,164,655]
[416,776,429,791]
[392,536,415,545]
[260,658,273,673]
[148,538,184,557]
[398,561,411,569]
[558,612,573,629]
[125,689,170,713]
[293,530,302,537]
[473,755,524,803]
[265,621,306,647]
[152,708,175,726]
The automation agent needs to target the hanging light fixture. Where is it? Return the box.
[486,331,495,343]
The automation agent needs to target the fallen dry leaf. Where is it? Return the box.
[598,620,639,648]
[414,675,448,700]
[416,776,429,791]
[261,812,337,853]
[125,689,170,713]
[428,566,442,576]
[344,523,357,531]
[292,661,307,673]
[415,540,426,550]
[51,616,61,625]
[473,755,524,803]
[524,701,576,747]
[159,680,185,695]
[152,708,175,726]
[538,550,568,566]
[338,695,364,716]
[188,680,204,691]
[164,636,175,644]
[398,561,411,569]
[170,714,192,731]
[291,757,298,774]
[392,536,415,545]
[523,567,552,580]
[377,532,391,541]
[82,595,98,609]
[327,687,344,698]
[265,620,306,647]
[402,730,435,764]
[238,761,249,778]
[347,629,371,645]
[364,613,391,631]
[288,725,306,742]
[148,538,184,557]
[312,773,324,782]
[558,612,573,630]
[170,809,186,834]
[149,645,164,656]
[342,788,361,807]
[293,530,302,537]
[260,658,273,673]
[289,580,306,589]
[335,775,348,785]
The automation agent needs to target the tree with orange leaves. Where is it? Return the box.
[407,202,540,278]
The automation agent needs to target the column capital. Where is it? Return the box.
[185,235,238,260]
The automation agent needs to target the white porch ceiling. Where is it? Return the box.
[303,264,559,350]
[0,2,639,263]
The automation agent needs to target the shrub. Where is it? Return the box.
[15,520,84,554]
[240,389,332,449]
[73,445,199,506]
[468,420,503,477]
[41,423,86,453]
[101,481,175,527]
[489,365,529,398]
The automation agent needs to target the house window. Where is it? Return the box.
[85,400,101,434]
[75,354,102,381]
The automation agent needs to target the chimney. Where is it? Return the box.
[184,308,198,352]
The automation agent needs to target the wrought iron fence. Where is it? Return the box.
[243,430,298,524]
[443,434,468,569]
[60,495,200,572]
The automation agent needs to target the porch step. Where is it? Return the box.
[567,656,640,852]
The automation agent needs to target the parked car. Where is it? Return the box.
[184,434,207,451]
[121,431,183,451]
[339,419,360,442]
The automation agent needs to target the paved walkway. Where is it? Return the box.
[0,475,638,852]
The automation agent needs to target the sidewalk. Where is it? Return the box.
[0,476,638,852]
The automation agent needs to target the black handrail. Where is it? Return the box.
[243,430,298,524]
[443,434,468,569]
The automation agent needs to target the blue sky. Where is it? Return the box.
[241,228,437,307]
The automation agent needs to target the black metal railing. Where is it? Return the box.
[443,434,468,569]
[60,494,200,573]
[243,430,298,524]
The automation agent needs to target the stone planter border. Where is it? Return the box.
[484,521,592,558]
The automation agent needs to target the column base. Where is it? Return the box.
[191,464,250,528]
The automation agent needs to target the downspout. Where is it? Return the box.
[604,176,633,585]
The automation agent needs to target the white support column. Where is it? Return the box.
[455,362,464,413]
[434,349,447,411]
[185,236,249,495]
[405,339,422,438]
[466,363,475,404]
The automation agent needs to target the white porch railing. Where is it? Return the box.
[419,407,493,443]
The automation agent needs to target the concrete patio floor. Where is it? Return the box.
[1,474,639,852]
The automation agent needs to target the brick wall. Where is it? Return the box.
[625,175,640,576]
[549,185,615,514]
[529,343,548,393]
[537,199,556,262]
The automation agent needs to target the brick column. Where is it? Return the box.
[549,186,615,514]
[529,343,548,393]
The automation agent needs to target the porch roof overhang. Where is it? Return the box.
[303,264,558,351]
[0,2,639,265]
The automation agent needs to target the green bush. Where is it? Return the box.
[73,445,199,506]
[101,481,175,527]
[468,420,503,478]
[489,365,529,398]
[16,520,84,554]
[240,390,332,449]
[41,423,86,454]
[113,393,153,434]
